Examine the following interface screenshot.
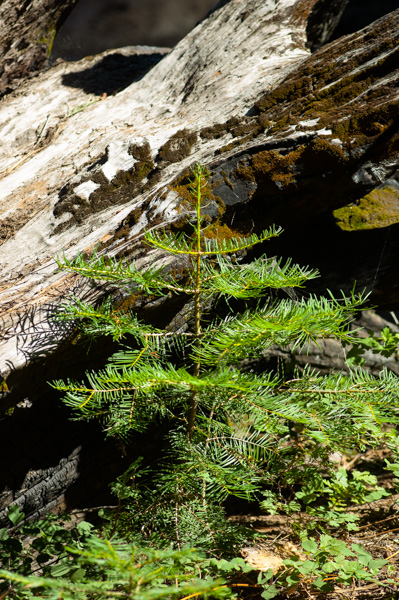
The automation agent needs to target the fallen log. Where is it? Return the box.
[1,0,398,384]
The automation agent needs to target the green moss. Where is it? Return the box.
[53,142,156,232]
[202,221,241,242]
[200,114,265,152]
[113,291,143,313]
[256,76,313,112]
[236,147,304,188]
[250,16,399,150]
[37,25,57,58]
[200,123,228,140]
[129,141,152,162]
[217,140,239,154]
[216,128,263,155]
[126,141,155,181]
[164,168,225,237]
[334,185,399,231]
[301,137,347,172]
[169,168,212,208]
[156,130,197,164]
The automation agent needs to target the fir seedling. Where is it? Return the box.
[52,164,399,550]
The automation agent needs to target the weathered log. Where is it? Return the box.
[0,0,399,520]
[0,0,334,380]
[245,309,399,378]
[0,0,79,97]
[2,0,398,384]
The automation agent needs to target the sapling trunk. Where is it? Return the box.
[187,166,203,440]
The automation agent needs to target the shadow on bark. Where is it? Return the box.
[61,51,168,96]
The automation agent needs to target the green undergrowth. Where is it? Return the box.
[2,165,399,599]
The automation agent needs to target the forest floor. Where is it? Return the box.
[229,447,399,600]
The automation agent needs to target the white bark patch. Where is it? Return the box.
[127,211,150,239]
[353,163,387,186]
[74,180,100,200]
[298,119,320,127]
[150,190,180,222]
[101,141,136,182]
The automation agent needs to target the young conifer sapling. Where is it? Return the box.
[53,164,399,549]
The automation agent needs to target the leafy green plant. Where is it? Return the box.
[346,326,399,367]
[260,465,390,536]
[0,506,94,599]
[293,466,390,531]
[1,535,254,599]
[260,490,301,516]
[324,467,389,505]
[281,535,390,594]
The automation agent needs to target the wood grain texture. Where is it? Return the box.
[1,0,398,383]
[0,0,79,96]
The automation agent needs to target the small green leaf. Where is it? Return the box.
[319,535,353,557]
[7,505,24,526]
[302,538,318,554]
[50,562,71,577]
[69,568,86,581]
[322,561,337,573]
[313,576,333,591]
[368,558,387,572]
[257,568,274,583]
[297,560,317,575]
[76,521,94,535]
[261,585,279,599]
[286,573,300,586]
[351,543,372,566]
[98,508,113,521]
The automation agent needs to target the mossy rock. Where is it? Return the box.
[334,183,399,231]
